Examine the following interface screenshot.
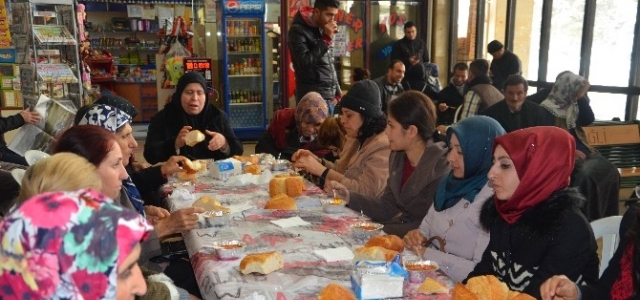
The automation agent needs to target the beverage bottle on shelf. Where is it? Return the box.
[242,59,248,75]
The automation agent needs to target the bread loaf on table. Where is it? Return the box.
[264,194,297,210]
[451,283,477,300]
[353,246,399,262]
[192,196,230,212]
[417,278,449,295]
[185,130,205,147]
[244,164,261,175]
[239,251,284,275]
[268,174,305,197]
[318,283,356,300]
[364,235,405,252]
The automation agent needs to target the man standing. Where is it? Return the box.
[390,21,429,70]
[437,62,467,125]
[0,109,41,166]
[288,0,341,113]
[458,59,503,120]
[373,59,405,113]
[487,40,521,90]
[482,75,554,132]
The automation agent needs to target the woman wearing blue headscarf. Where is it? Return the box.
[404,115,505,282]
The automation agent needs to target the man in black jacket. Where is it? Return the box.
[390,21,429,71]
[0,109,40,166]
[437,62,468,125]
[488,40,522,90]
[288,0,341,113]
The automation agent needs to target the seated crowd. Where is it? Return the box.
[0,57,632,298]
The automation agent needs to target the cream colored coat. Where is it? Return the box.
[325,132,391,198]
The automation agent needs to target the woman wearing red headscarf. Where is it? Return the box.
[465,126,599,298]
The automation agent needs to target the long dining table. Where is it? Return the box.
[165,166,454,300]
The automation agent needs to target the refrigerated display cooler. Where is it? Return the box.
[221,0,267,140]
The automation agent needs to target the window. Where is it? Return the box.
[513,0,543,80]
[588,92,627,121]
[546,0,585,81]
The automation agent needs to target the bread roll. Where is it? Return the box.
[192,196,230,212]
[234,155,259,164]
[183,159,204,174]
[269,177,288,197]
[365,235,405,252]
[185,130,205,147]
[353,246,399,262]
[240,251,284,275]
[451,283,477,300]
[269,174,306,197]
[177,171,197,182]
[318,283,356,300]
[244,164,261,175]
[466,275,508,300]
[285,176,304,197]
[417,278,449,295]
[264,194,297,210]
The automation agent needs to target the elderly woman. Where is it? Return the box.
[145,72,243,164]
[540,71,619,220]
[331,90,450,236]
[0,188,151,299]
[256,91,330,161]
[466,126,599,298]
[404,116,505,282]
[293,80,391,197]
[77,104,185,208]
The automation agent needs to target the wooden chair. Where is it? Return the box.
[590,215,623,277]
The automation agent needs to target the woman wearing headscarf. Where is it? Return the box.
[293,80,391,198]
[255,91,330,161]
[77,104,185,208]
[404,116,505,282]
[331,90,450,236]
[466,126,599,298]
[540,71,619,220]
[144,72,243,164]
[0,188,152,299]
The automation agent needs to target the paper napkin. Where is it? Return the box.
[270,216,311,228]
[313,247,355,262]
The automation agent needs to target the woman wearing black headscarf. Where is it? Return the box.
[144,72,243,164]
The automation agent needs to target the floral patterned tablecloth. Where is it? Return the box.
[166,174,454,300]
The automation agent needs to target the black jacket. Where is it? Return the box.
[490,49,521,90]
[467,188,599,299]
[0,114,25,148]
[287,10,339,101]
[437,84,465,125]
[144,103,243,164]
[390,36,429,69]
[126,163,166,208]
[482,100,555,133]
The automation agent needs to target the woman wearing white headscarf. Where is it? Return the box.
[540,71,620,221]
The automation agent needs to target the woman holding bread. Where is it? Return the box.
[293,80,391,198]
[76,103,187,208]
[255,91,331,161]
[144,72,243,164]
[466,126,599,298]
[331,90,450,236]
[404,115,505,283]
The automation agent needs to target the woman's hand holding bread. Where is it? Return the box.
[175,126,193,149]
[155,207,205,238]
[404,229,427,257]
[160,155,188,177]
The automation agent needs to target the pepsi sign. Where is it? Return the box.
[223,0,265,15]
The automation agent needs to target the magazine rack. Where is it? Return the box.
[10,0,83,108]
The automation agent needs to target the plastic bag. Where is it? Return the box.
[162,40,191,88]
